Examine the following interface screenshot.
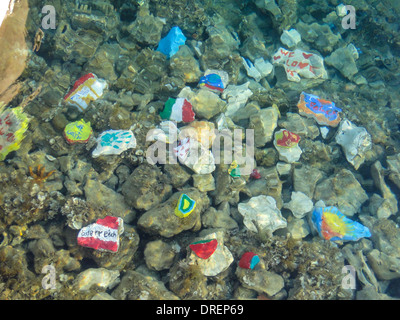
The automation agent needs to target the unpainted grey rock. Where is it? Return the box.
[84,179,135,221]
[293,165,324,198]
[75,268,120,291]
[202,202,238,229]
[193,173,215,192]
[144,240,176,271]
[314,169,368,216]
[249,107,279,147]
[111,270,179,300]
[121,164,172,211]
[235,267,284,297]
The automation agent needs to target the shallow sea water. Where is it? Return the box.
[0,0,400,301]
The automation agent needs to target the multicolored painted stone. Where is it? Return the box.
[0,105,29,161]
[64,73,108,112]
[77,216,124,253]
[228,160,241,177]
[63,119,92,145]
[199,73,224,92]
[92,129,136,158]
[238,252,260,269]
[275,129,300,148]
[311,206,371,242]
[160,97,195,123]
[175,193,196,218]
[189,239,218,259]
[297,92,342,127]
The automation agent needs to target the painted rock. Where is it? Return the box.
[64,73,108,112]
[228,160,241,177]
[311,206,371,242]
[275,129,300,148]
[189,239,218,259]
[272,47,328,82]
[156,26,186,59]
[92,129,136,158]
[297,92,342,127]
[199,70,229,93]
[175,193,196,218]
[63,119,92,145]
[77,216,124,253]
[273,129,302,163]
[0,105,29,161]
[199,73,224,92]
[250,169,261,180]
[160,97,195,123]
[238,252,260,269]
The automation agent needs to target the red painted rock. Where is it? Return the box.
[189,239,218,259]
[77,216,124,253]
[250,169,261,180]
[238,252,260,269]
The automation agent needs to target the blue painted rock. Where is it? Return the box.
[156,26,186,59]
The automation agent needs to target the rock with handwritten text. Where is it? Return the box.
[272,47,328,82]
[63,119,92,145]
[297,92,342,127]
[77,216,124,253]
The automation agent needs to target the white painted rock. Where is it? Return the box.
[92,130,136,158]
[238,195,287,234]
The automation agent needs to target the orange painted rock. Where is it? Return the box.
[297,92,342,127]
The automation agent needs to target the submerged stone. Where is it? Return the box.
[335,119,372,170]
[272,47,328,82]
[157,26,187,59]
[297,92,342,127]
[92,130,136,158]
[64,73,107,112]
[189,239,218,259]
[175,193,197,218]
[238,252,260,270]
[312,206,371,242]
[238,195,287,235]
[63,119,92,145]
